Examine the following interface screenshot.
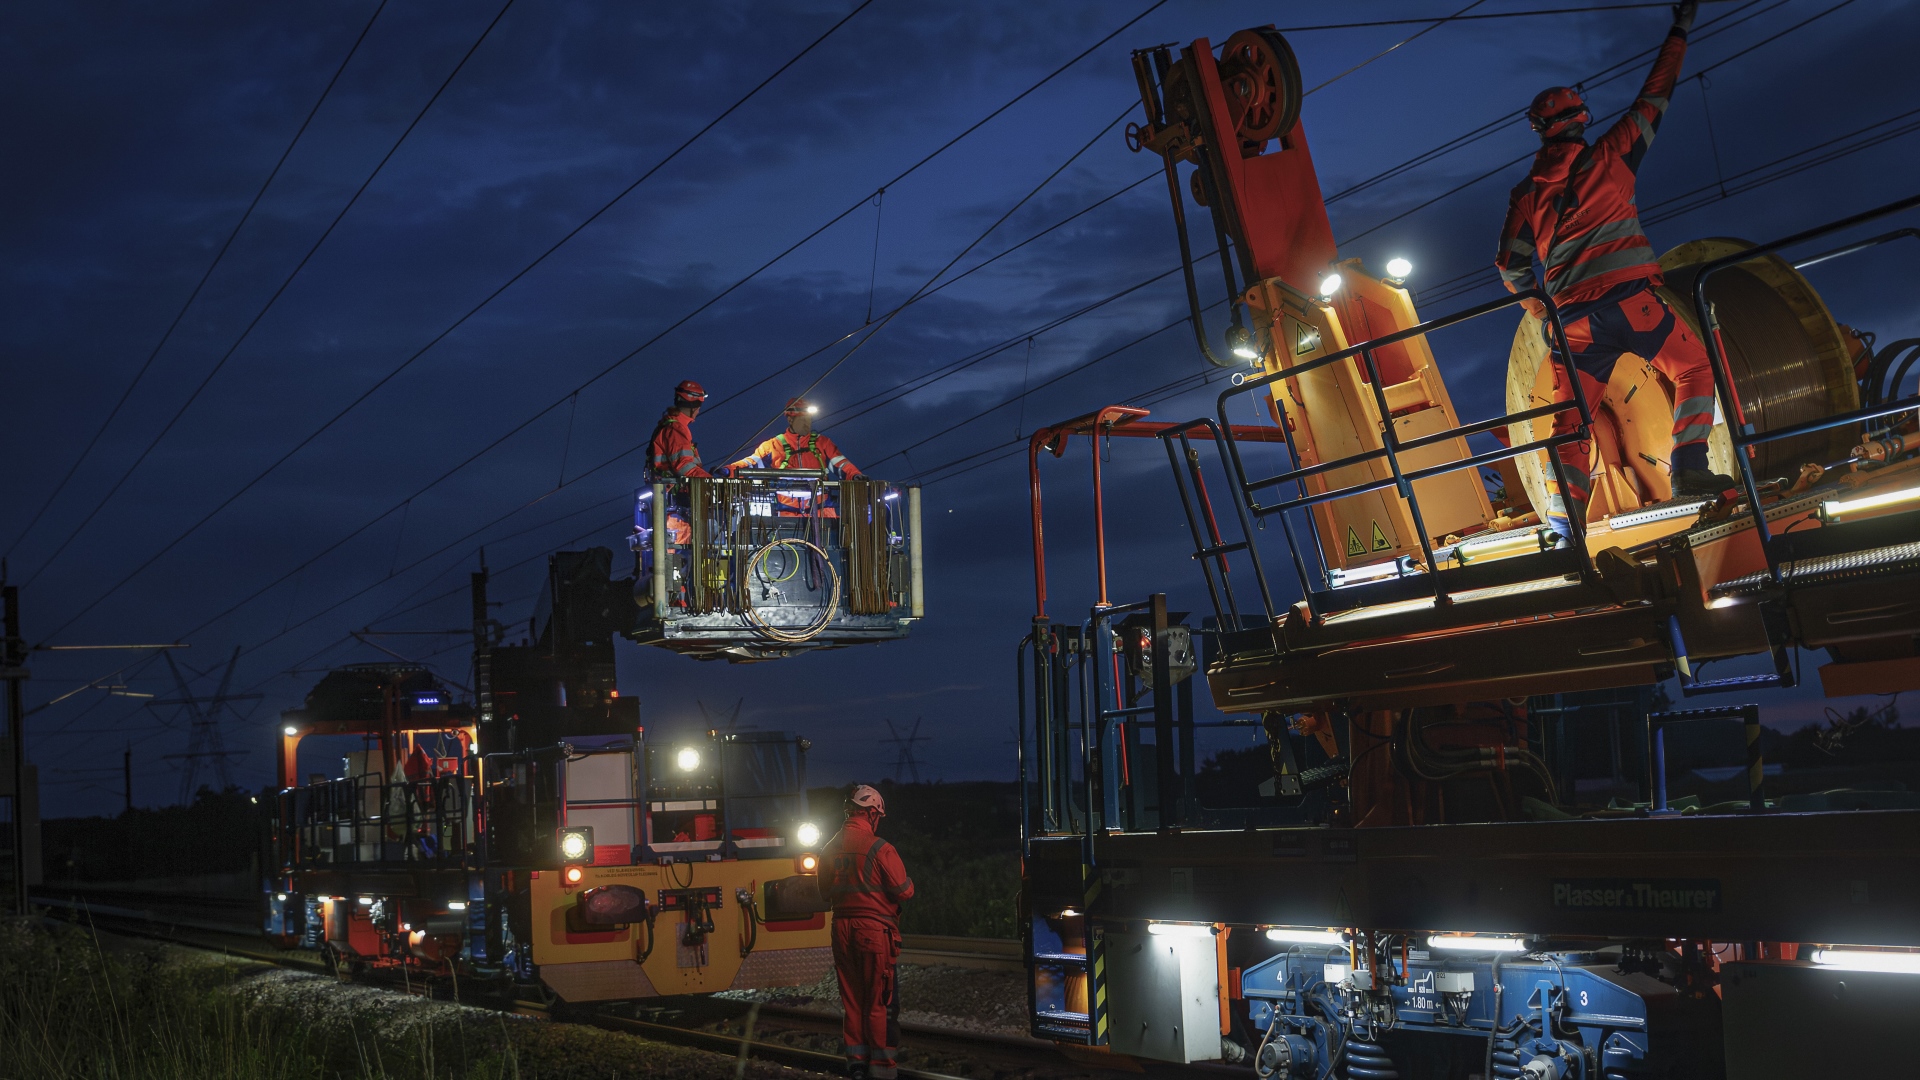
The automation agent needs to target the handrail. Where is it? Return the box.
[1689,193,1920,586]
[1215,287,1596,615]
[1155,416,1277,623]
[1026,409,1286,621]
[279,774,474,868]
[638,475,918,626]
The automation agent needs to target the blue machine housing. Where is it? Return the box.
[1241,947,1712,1078]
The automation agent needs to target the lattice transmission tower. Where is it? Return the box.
[883,717,932,784]
[149,647,259,803]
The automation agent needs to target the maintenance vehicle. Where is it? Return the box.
[263,547,852,1001]
[1018,23,1920,1079]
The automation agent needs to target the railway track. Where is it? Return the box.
[29,889,1230,1079]
[28,887,1024,970]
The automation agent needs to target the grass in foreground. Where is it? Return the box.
[0,919,804,1080]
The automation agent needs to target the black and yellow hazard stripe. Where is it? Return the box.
[1083,863,1108,1046]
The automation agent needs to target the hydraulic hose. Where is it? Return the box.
[1485,951,1504,1080]
[634,904,658,964]
[737,889,760,958]
[1399,710,1561,806]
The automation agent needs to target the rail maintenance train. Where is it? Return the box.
[1016,23,1920,1080]
[264,471,922,1003]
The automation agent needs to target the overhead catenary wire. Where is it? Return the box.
[38,0,1667,660]
[839,2,1867,485]
[1411,101,1920,307]
[31,0,873,638]
[57,0,1547,682]
[33,0,1858,757]
[24,0,520,594]
[36,0,1164,647]
[1321,0,1785,209]
[720,100,1146,463]
[1339,0,1858,245]
[137,262,1219,715]
[2,0,393,564]
[38,130,1170,706]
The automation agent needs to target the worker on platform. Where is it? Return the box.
[1494,0,1734,536]
[821,784,914,1080]
[648,380,714,482]
[727,397,865,516]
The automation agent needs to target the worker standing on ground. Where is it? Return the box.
[821,784,914,1080]
[1494,0,1734,536]
[728,397,865,516]
[647,380,713,481]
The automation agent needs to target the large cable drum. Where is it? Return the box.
[1656,238,1860,477]
[1506,240,1858,524]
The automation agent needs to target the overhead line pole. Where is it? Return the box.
[4,584,29,913]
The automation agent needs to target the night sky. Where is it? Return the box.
[6,0,1916,815]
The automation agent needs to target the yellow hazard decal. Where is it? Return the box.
[1371,520,1391,552]
[1346,526,1366,558]
[1287,316,1322,356]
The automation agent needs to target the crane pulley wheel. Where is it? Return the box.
[1217,28,1303,147]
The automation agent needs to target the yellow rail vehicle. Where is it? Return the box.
[267,552,834,1003]
[521,730,832,1002]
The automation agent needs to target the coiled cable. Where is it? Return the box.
[744,537,841,643]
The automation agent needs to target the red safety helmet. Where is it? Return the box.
[1528,86,1589,138]
[675,379,708,405]
[784,397,817,417]
[847,784,886,817]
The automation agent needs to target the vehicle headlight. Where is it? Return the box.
[558,826,593,863]
[676,747,702,772]
[796,822,821,847]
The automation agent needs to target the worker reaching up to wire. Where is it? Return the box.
[1494,0,1735,537]
[727,397,867,517]
[822,784,913,1080]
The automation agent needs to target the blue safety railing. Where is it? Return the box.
[1215,288,1598,615]
[1689,192,1920,587]
[1646,704,1765,814]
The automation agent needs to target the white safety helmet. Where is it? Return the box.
[848,784,886,817]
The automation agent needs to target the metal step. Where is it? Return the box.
[1712,538,1920,598]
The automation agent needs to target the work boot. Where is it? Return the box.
[1672,468,1737,500]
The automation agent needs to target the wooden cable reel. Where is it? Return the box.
[1506,240,1859,525]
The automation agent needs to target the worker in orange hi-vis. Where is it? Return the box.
[727,397,866,517]
[820,784,914,1080]
[648,380,713,482]
[646,380,714,547]
[1494,0,1734,538]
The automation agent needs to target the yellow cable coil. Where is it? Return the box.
[744,537,840,643]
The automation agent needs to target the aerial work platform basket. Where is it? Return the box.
[627,471,924,660]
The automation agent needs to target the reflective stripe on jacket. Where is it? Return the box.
[648,410,709,480]
[731,430,859,478]
[1496,28,1687,304]
[821,816,914,928]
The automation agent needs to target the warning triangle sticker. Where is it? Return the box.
[1371,520,1392,551]
[1345,526,1366,558]
[1288,316,1322,356]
